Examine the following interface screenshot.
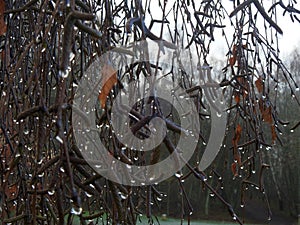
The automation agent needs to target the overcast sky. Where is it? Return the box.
[274,9,300,55]
[219,0,300,57]
[144,0,300,60]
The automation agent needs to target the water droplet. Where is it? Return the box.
[60,167,65,173]
[69,52,75,61]
[291,129,294,133]
[38,172,44,178]
[240,204,244,208]
[268,216,272,221]
[209,193,215,197]
[24,130,29,135]
[55,135,63,144]
[59,70,69,79]
[85,192,92,198]
[48,190,55,195]
[175,172,182,178]
[71,206,82,215]
[119,192,128,200]
[151,127,157,134]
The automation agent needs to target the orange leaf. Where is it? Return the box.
[229,56,236,66]
[255,77,263,93]
[5,183,19,200]
[271,125,277,144]
[229,45,237,66]
[98,64,117,109]
[231,162,238,177]
[232,44,237,56]
[232,124,242,146]
[258,98,273,124]
[234,154,242,165]
[0,0,7,36]
[262,106,273,124]
[234,93,240,103]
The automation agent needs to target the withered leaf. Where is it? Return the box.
[255,77,264,93]
[0,0,6,36]
[98,64,117,109]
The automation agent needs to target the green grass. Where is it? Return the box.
[137,216,261,225]
[69,213,262,225]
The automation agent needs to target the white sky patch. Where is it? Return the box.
[143,0,300,59]
[108,0,300,66]
[211,0,300,58]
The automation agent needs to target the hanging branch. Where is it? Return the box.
[60,11,95,73]
[229,0,283,34]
